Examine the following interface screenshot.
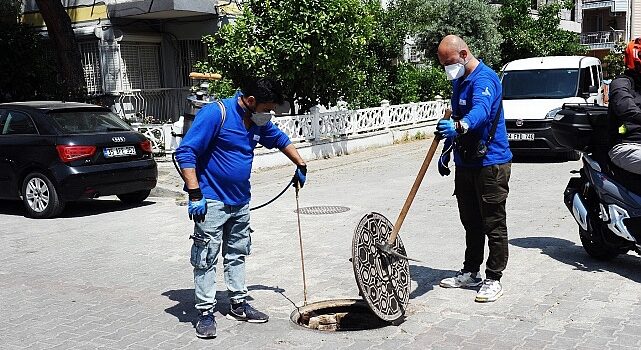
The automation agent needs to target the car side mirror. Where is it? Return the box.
[588,85,598,94]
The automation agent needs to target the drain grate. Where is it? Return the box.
[295,206,350,215]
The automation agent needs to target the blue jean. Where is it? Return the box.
[190,199,252,312]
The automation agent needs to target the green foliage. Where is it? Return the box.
[603,41,626,79]
[0,17,58,102]
[198,0,383,113]
[391,63,450,104]
[398,0,503,69]
[499,0,585,65]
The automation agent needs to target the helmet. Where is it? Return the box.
[624,38,641,71]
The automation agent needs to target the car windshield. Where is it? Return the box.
[48,110,132,134]
[502,69,579,100]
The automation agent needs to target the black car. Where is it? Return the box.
[0,101,158,218]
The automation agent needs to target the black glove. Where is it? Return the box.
[293,164,307,189]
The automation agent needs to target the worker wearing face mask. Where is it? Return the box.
[434,35,512,303]
[175,77,307,338]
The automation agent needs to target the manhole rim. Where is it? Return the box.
[289,298,385,332]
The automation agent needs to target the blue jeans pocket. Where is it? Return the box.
[190,235,211,269]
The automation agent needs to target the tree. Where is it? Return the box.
[398,0,503,69]
[499,0,585,65]
[196,0,380,113]
[603,42,626,79]
[34,0,85,100]
[0,0,58,102]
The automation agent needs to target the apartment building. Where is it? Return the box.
[581,0,641,61]
[21,0,241,123]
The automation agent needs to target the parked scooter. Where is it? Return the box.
[552,103,641,260]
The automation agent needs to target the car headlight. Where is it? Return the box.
[546,107,562,120]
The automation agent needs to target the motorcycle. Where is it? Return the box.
[551,104,641,260]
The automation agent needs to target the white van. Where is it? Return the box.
[500,56,604,159]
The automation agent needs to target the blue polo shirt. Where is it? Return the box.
[448,60,512,167]
[175,96,292,205]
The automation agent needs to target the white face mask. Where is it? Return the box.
[250,112,273,126]
[445,62,465,81]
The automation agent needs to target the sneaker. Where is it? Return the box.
[475,279,503,302]
[226,301,269,323]
[195,311,217,338]
[440,270,483,288]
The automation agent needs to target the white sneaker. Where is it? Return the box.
[475,279,503,302]
[439,270,483,288]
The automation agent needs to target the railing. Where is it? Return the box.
[273,100,449,143]
[129,99,449,155]
[580,30,625,47]
[113,88,190,124]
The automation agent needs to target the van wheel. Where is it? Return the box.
[566,150,581,161]
[22,172,65,218]
[117,189,151,204]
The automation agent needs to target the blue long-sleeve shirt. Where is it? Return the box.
[175,96,292,205]
[446,60,512,167]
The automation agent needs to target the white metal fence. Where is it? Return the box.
[273,100,448,143]
[135,99,449,154]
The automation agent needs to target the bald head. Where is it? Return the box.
[437,35,478,78]
[438,35,472,65]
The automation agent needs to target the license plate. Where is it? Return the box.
[508,133,535,141]
[103,146,136,158]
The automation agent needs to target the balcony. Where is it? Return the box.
[580,30,625,50]
[582,0,629,12]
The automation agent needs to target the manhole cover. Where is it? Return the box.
[295,206,350,215]
[290,299,389,331]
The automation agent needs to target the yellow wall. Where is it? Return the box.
[21,3,108,27]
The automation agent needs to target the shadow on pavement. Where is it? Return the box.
[162,285,286,325]
[409,265,457,299]
[0,199,154,219]
[510,236,641,283]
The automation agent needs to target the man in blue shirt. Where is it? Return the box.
[435,35,512,303]
[175,77,307,338]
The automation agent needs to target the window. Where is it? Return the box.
[2,111,38,135]
[79,41,103,95]
[48,110,132,134]
[120,42,162,90]
[502,69,579,99]
[579,67,593,94]
[178,40,207,87]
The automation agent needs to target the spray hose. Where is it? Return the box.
[172,153,294,211]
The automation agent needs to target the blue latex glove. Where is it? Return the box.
[188,198,207,222]
[187,188,207,222]
[436,119,457,139]
[438,152,451,176]
[293,164,307,189]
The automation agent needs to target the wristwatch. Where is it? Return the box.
[455,120,469,134]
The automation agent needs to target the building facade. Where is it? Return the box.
[22,0,241,123]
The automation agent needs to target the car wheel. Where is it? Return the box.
[22,172,65,219]
[117,189,151,204]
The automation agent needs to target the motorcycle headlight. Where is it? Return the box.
[546,107,562,120]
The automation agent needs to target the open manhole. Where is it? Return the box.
[295,206,350,215]
[290,299,389,331]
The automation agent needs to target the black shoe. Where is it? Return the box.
[195,311,217,338]
[226,301,269,323]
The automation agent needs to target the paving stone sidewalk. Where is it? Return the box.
[1,138,641,349]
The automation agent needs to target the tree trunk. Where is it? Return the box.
[34,0,85,101]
